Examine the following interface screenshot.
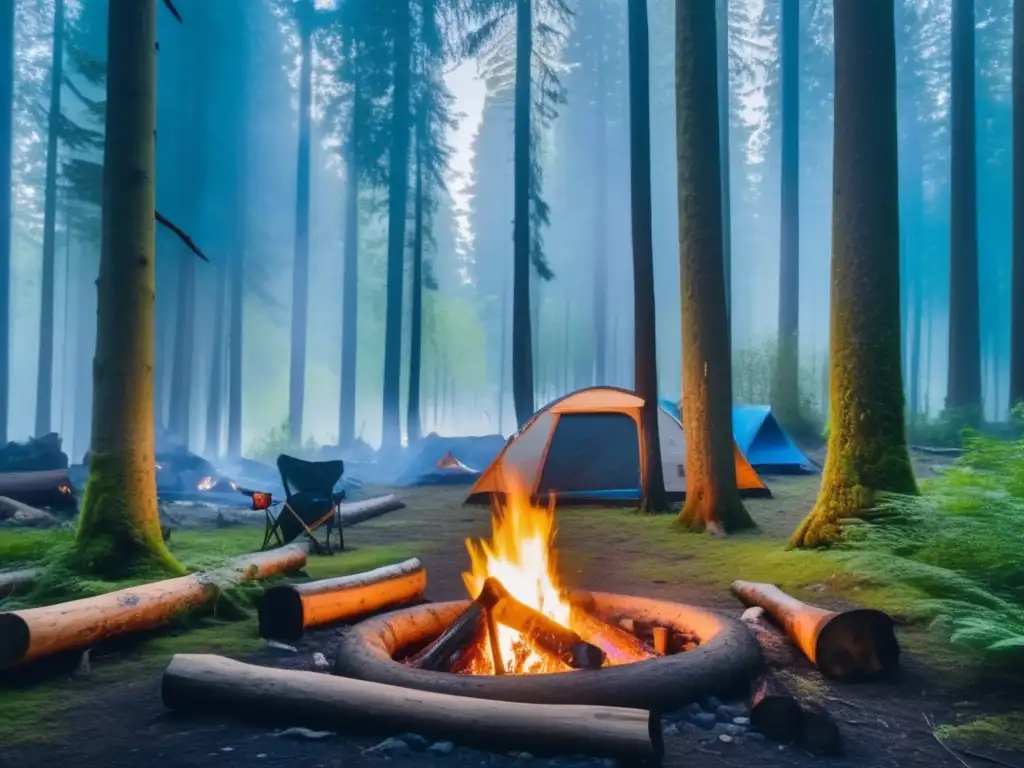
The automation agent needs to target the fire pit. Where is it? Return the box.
[334,488,760,710]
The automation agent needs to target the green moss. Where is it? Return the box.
[74,452,184,578]
[934,713,1024,752]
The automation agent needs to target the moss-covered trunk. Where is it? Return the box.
[673,0,752,535]
[511,0,535,429]
[1011,0,1024,408]
[36,0,65,438]
[772,0,800,429]
[0,0,13,445]
[628,0,668,514]
[789,0,917,550]
[946,0,981,417]
[76,0,182,577]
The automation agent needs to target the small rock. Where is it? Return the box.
[366,737,411,755]
[699,696,723,712]
[266,639,298,653]
[276,727,333,740]
[517,752,534,760]
[662,723,679,735]
[312,652,330,668]
[725,724,745,736]
[740,606,765,622]
[746,732,765,742]
[715,705,735,722]
[732,716,750,727]
[682,702,703,718]
[718,734,734,744]
[256,755,266,759]
[689,712,718,731]
[601,760,616,768]
[428,741,455,756]
[397,733,431,751]
[220,747,234,752]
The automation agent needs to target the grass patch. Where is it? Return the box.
[0,528,74,568]
[934,713,1024,752]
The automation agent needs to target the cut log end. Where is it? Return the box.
[257,587,304,643]
[0,614,30,669]
[750,673,843,757]
[816,609,900,680]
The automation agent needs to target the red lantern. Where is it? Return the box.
[251,492,272,511]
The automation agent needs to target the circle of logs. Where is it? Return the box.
[333,591,761,711]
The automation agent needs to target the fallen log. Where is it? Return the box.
[337,495,405,527]
[750,672,842,757]
[0,568,42,599]
[0,544,307,670]
[162,653,663,762]
[0,469,76,509]
[730,580,899,680]
[259,558,426,642]
[568,604,656,666]
[491,593,605,670]
[740,606,800,668]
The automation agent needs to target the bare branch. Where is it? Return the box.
[162,0,183,23]
[155,211,210,262]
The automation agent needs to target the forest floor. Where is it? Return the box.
[2,458,1023,768]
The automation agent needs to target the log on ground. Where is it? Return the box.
[0,544,307,669]
[0,568,43,599]
[731,580,899,680]
[0,469,76,509]
[259,558,426,642]
[750,672,842,757]
[162,653,663,762]
[337,495,405,527]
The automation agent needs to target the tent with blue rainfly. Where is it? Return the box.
[659,399,816,474]
[391,433,508,487]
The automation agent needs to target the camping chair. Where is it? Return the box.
[261,455,346,555]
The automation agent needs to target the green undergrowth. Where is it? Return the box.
[934,713,1024,753]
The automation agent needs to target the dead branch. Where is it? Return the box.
[155,210,210,263]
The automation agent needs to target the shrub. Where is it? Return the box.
[247,420,320,464]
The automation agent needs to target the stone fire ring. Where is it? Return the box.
[333,591,761,711]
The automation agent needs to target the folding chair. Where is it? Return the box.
[260,455,346,554]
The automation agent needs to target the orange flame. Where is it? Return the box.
[197,475,216,491]
[462,479,570,674]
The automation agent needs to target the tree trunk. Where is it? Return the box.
[673,1,752,534]
[498,275,508,433]
[628,0,668,515]
[772,0,800,428]
[789,0,917,549]
[407,125,425,446]
[226,129,247,459]
[909,279,922,420]
[75,0,181,577]
[288,9,314,446]
[204,263,226,457]
[512,0,535,429]
[168,231,195,446]
[0,0,13,445]
[593,38,609,386]
[717,0,731,315]
[381,2,412,452]
[36,0,65,438]
[946,0,981,418]
[1011,0,1024,409]
[338,61,360,449]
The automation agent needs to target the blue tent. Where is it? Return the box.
[391,433,508,487]
[658,400,816,474]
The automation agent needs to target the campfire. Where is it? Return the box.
[406,485,697,676]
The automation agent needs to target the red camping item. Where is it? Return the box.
[251,492,273,511]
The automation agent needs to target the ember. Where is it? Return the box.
[197,475,216,491]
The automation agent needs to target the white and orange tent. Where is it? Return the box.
[465,386,770,505]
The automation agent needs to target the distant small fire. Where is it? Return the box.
[197,476,216,491]
[57,482,73,495]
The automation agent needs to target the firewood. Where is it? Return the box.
[337,495,405,527]
[162,653,664,762]
[568,604,656,666]
[750,673,842,757]
[409,602,485,671]
[651,627,668,655]
[491,594,605,669]
[485,607,506,674]
[0,469,76,509]
[0,544,307,670]
[0,568,42,599]
[259,558,426,642]
[731,580,899,680]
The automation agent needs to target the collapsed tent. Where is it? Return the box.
[467,387,770,505]
[658,400,816,474]
[392,433,508,487]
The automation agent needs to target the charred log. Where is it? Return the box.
[491,593,605,670]
[568,604,656,666]
[750,672,842,757]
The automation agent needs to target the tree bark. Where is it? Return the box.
[381,0,412,453]
[75,0,181,577]
[204,260,226,457]
[1012,0,1024,408]
[338,55,360,449]
[593,34,609,386]
[512,0,535,429]
[717,0,731,316]
[673,0,752,534]
[628,0,669,515]
[0,0,13,445]
[946,0,981,417]
[772,0,801,428]
[789,0,917,548]
[35,0,65,438]
[288,5,314,446]
[407,120,425,445]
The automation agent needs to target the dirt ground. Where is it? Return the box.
[3,464,1020,768]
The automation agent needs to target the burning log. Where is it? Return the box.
[162,653,664,762]
[749,672,843,757]
[651,627,668,655]
[410,604,485,672]
[730,580,899,680]
[490,593,605,670]
[0,568,42,599]
[0,545,307,670]
[259,558,426,642]
[0,469,76,509]
[568,604,656,666]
